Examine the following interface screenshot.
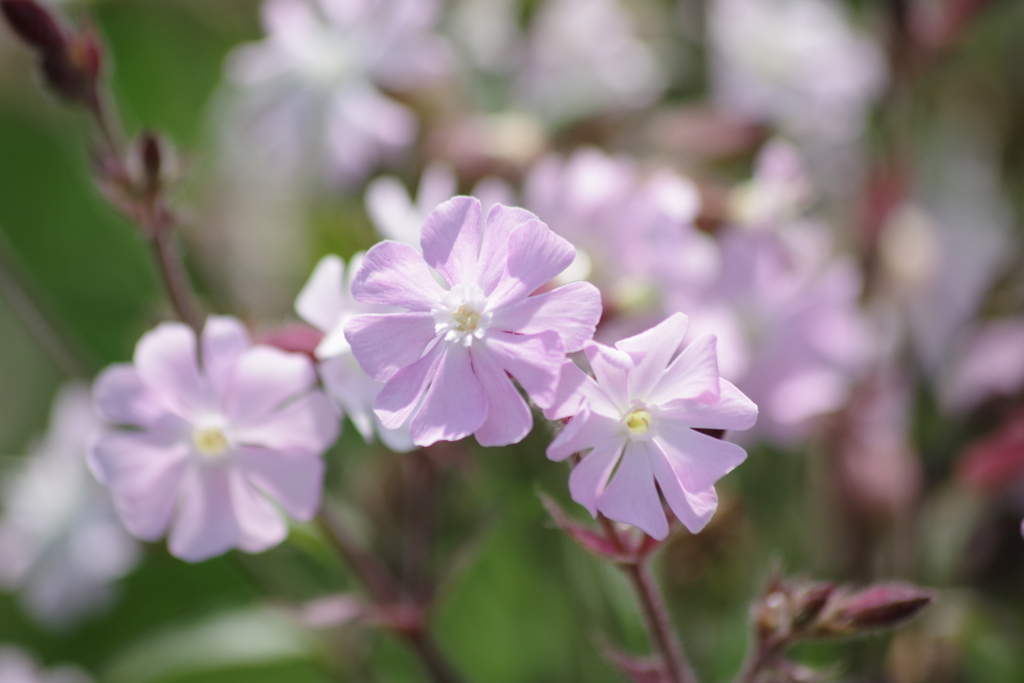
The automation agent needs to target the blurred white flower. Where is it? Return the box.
[0,646,90,683]
[0,385,139,630]
[365,162,515,247]
[222,0,453,185]
[515,0,668,124]
[708,0,885,143]
[296,253,415,451]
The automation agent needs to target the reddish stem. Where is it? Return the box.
[599,516,699,683]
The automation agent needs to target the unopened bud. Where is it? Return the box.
[814,582,935,637]
[140,131,162,190]
[1,0,99,105]
[792,582,834,629]
[1,0,64,53]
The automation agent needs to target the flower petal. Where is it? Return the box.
[236,446,325,521]
[232,391,339,456]
[597,442,669,540]
[420,196,482,286]
[483,331,563,409]
[658,380,758,431]
[476,204,537,294]
[134,322,213,417]
[652,425,747,494]
[168,467,240,562]
[584,341,635,411]
[89,431,189,542]
[375,343,444,430]
[93,365,169,427]
[648,334,721,406]
[471,345,533,447]
[346,312,437,382]
[548,408,621,461]
[491,282,602,353]
[409,344,487,446]
[568,437,624,516]
[201,316,251,403]
[489,220,576,303]
[615,313,689,402]
[226,346,316,426]
[229,470,289,554]
[295,255,345,332]
[351,240,445,310]
[648,447,720,534]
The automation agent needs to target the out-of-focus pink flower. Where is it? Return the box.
[296,253,414,452]
[515,0,667,124]
[940,319,1024,413]
[0,385,139,630]
[545,313,757,539]
[223,0,453,184]
[728,139,812,230]
[707,0,885,143]
[89,316,339,562]
[345,197,602,447]
[365,162,515,247]
[667,143,872,445]
[525,147,712,307]
[0,646,90,683]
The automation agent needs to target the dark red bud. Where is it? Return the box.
[68,26,101,80]
[793,582,835,628]
[139,130,162,189]
[1,0,65,54]
[838,583,935,630]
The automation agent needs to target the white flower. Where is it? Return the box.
[0,385,139,629]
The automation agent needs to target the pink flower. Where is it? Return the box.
[88,316,339,562]
[345,197,602,447]
[545,313,757,539]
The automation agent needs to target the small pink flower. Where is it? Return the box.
[345,197,602,447]
[89,316,339,562]
[545,313,757,539]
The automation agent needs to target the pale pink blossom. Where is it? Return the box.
[525,147,712,307]
[545,313,757,539]
[0,385,138,629]
[708,0,885,143]
[89,316,339,562]
[516,0,667,124]
[345,197,602,447]
[940,318,1024,413]
[296,253,414,452]
[223,0,452,184]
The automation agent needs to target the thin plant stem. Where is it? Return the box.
[317,506,466,683]
[599,515,699,683]
[150,228,204,333]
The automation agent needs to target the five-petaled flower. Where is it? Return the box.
[88,316,339,562]
[545,313,758,539]
[345,196,602,448]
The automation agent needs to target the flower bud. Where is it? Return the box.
[814,582,935,637]
[1,0,99,105]
[1,0,63,53]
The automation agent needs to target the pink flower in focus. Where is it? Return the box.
[296,253,414,452]
[345,197,602,447]
[545,313,757,539]
[89,316,339,562]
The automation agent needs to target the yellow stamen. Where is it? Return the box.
[625,408,652,435]
[452,304,480,332]
[193,427,229,457]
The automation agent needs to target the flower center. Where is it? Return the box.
[433,283,492,346]
[193,427,229,457]
[452,304,480,332]
[625,408,653,435]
